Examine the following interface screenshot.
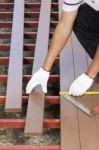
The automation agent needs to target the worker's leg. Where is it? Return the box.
[73,3,99,59]
[86,45,99,78]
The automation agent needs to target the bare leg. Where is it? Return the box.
[86,45,99,78]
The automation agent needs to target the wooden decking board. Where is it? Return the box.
[59,1,80,150]
[59,1,99,148]
[92,79,99,133]
[5,0,24,112]
[59,37,80,150]
[0,119,60,129]
[87,53,99,137]
[72,32,99,150]
[71,32,92,109]
[24,0,51,135]
[0,145,60,150]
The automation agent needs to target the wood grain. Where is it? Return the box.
[72,32,99,150]
[5,0,24,112]
[24,0,51,135]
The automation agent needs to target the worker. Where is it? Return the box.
[26,0,99,96]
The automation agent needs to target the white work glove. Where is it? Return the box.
[26,67,50,94]
[69,73,94,96]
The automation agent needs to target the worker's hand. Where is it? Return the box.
[26,68,50,94]
[69,73,94,96]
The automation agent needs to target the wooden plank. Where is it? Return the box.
[0,96,60,105]
[0,119,60,129]
[92,77,99,132]
[0,145,60,150]
[59,1,80,150]
[59,39,80,150]
[24,0,51,135]
[72,32,99,150]
[5,0,24,112]
[87,49,99,139]
[0,74,59,84]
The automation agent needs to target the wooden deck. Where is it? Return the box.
[59,1,99,150]
[60,32,99,150]
[0,0,99,149]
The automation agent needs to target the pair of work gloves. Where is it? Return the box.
[26,67,94,96]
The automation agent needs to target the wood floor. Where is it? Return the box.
[60,31,99,150]
[1,0,99,149]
